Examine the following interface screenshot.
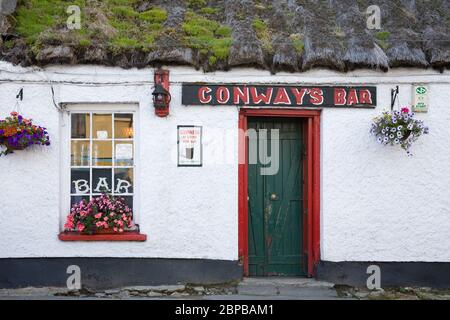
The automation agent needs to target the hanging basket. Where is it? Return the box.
[0,112,51,156]
[3,141,26,151]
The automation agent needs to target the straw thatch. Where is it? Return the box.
[0,0,449,72]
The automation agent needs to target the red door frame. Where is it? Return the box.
[238,108,321,277]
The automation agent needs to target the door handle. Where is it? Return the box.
[270,193,279,201]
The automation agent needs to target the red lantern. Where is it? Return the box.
[152,69,171,117]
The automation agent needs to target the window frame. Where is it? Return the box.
[60,104,140,231]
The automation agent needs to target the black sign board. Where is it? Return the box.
[182,84,377,108]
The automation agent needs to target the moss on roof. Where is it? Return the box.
[1,0,449,71]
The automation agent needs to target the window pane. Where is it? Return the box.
[114,114,134,139]
[71,168,90,194]
[92,168,112,194]
[93,114,112,139]
[92,141,113,166]
[121,196,133,211]
[114,168,133,194]
[71,141,90,166]
[115,141,134,166]
[71,113,90,138]
[71,195,90,207]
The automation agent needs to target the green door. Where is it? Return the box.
[248,118,304,276]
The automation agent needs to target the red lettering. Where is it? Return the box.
[233,86,249,105]
[216,87,230,104]
[198,86,212,104]
[334,88,347,105]
[359,89,372,104]
[310,88,324,105]
[291,88,309,105]
[347,89,359,105]
[273,88,291,105]
[250,87,273,105]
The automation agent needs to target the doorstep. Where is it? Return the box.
[58,231,147,242]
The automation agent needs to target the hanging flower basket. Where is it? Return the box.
[371,107,429,155]
[0,112,51,156]
[2,141,26,151]
[64,194,134,235]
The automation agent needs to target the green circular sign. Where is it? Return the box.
[416,87,427,94]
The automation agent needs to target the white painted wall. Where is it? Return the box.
[0,62,449,262]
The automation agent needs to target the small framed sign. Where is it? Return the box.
[177,126,202,167]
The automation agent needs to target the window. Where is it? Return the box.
[69,111,135,212]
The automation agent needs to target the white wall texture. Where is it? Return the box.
[0,62,449,262]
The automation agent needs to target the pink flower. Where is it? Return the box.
[119,228,124,233]
[80,211,88,217]
[94,213,102,219]
[401,107,410,113]
[103,217,108,221]
[96,221,103,227]
[77,223,85,232]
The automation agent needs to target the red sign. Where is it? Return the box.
[182,84,377,108]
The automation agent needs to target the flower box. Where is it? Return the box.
[58,231,147,242]
[64,194,138,238]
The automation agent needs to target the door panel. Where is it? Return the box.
[248,118,304,276]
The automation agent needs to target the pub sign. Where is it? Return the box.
[182,84,377,108]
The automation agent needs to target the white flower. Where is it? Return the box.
[394,138,400,144]
[391,127,397,132]
[389,134,395,139]
[397,125,403,131]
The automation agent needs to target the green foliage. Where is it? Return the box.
[78,38,92,47]
[139,8,168,23]
[111,37,140,49]
[16,0,86,44]
[111,6,138,18]
[188,0,207,9]
[375,31,390,50]
[14,0,168,52]
[199,7,219,15]
[182,11,233,64]
[290,34,304,55]
[107,3,168,51]
[252,17,273,54]
[375,31,391,41]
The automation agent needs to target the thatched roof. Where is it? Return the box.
[1,0,449,72]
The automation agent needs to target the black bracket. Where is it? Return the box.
[391,86,399,111]
[16,88,23,101]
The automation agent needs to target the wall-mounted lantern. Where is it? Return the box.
[152,69,171,117]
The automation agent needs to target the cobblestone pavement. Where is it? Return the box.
[0,278,449,300]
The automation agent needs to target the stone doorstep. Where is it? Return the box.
[236,278,339,298]
[239,277,335,288]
